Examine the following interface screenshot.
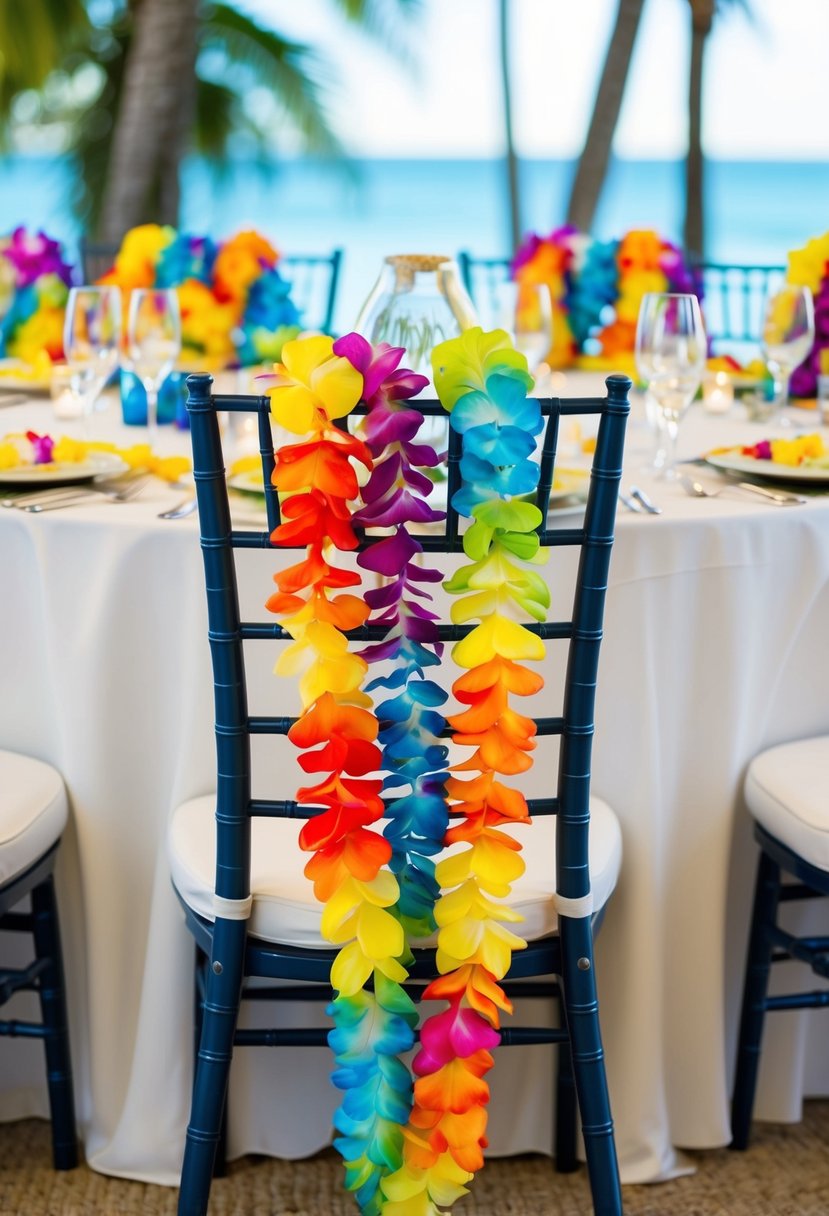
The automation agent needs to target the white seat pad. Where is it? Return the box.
[745,735,829,872]
[168,794,622,948]
[0,750,67,889]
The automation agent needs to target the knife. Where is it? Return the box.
[736,481,808,506]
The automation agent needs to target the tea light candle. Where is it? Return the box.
[702,371,734,415]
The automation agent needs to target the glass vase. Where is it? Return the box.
[355,255,478,380]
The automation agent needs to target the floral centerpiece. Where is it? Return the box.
[99,224,303,425]
[510,226,698,372]
[99,224,303,368]
[0,228,74,375]
[787,230,829,398]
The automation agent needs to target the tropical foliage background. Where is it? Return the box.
[0,0,758,259]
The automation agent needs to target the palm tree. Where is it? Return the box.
[683,0,715,258]
[498,0,521,251]
[683,0,748,259]
[0,0,421,239]
[564,0,646,233]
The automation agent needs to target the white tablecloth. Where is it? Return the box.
[1,384,828,1185]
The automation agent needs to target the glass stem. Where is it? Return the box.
[664,417,679,472]
[145,381,159,438]
[770,363,793,427]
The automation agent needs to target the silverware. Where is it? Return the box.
[618,491,645,514]
[735,480,808,505]
[158,496,197,520]
[22,477,149,512]
[678,473,807,506]
[628,485,662,515]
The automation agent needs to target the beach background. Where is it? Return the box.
[3,154,827,333]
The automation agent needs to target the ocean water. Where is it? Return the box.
[1,155,827,332]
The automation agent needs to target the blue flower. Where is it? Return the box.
[451,373,543,436]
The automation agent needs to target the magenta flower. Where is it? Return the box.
[25,431,55,464]
[3,228,73,288]
[413,1004,501,1075]
[332,333,417,402]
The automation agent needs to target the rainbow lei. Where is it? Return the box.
[265,327,552,1216]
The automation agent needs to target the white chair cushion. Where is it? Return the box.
[745,735,829,872]
[168,794,622,948]
[0,750,68,889]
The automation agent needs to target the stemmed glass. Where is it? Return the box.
[125,288,181,436]
[761,285,815,422]
[635,292,706,478]
[62,286,122,424]
[489,280,552,373]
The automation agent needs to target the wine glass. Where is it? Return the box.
[635,293,706,479]
[487,279,552,373]
[761,285,815,422]
[62,286,122,424]
[126,288,181,436]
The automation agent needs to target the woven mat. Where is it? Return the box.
[1,1103,828,1216]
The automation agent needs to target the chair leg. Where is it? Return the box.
[193,946,228,1179]
[555,991,579,1173]
[178,919,246,1216]
[731,849,782,1151]
[559,915,623,1216]
[31,874,78,1170]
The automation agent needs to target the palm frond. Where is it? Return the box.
[0,0,89,120]
[329,0,422,59]
[200,6,344,157]
[193,78,238,157]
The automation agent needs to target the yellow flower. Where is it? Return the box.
[8,309,64,364]
[110,224,176,288]
[0,441,20,469]
[267,336,364,434]
[788,233,829,294]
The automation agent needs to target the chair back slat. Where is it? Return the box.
[186,371,631,906]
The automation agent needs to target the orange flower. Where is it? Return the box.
[212,229,278,301]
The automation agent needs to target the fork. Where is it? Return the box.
[22,477,149,512]
[677,473,807,506]
[157,495,197,520]
[628,485,662,515]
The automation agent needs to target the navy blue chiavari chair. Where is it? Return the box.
[732,735,829,1149]
[0,751,77,1169]
[169,371,631,1215]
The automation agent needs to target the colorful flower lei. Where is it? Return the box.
[100,224,302,367]
[787,230,829,397]
[0,228,74,367]
[264,327,553,1216]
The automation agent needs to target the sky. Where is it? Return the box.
[253,0,829,160]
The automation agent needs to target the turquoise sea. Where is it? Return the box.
[2,155,827,332]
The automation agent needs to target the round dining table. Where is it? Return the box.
[1,375,828,1187]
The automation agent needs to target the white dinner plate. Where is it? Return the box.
[0,361,52,397]
[705,451,829,484]
[0,451,129,485]
[227,470,267,496]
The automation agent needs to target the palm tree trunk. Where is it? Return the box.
[498,0,521,251]
[98,0,199,241]
[683,0,714,259]
[565,0,646,233]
